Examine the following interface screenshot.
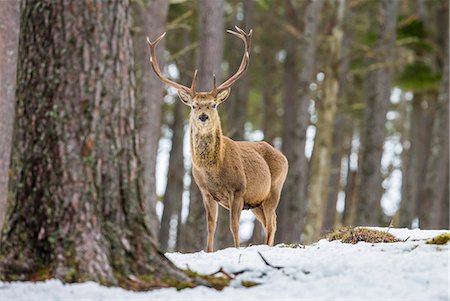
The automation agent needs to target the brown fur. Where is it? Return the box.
[182,92,288,252]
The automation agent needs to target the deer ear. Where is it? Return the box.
[216,89,231,104]
[177,90,193,106]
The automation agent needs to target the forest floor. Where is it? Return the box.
[0,228,448,300]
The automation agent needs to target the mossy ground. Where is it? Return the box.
[426,233,450,245]
[327,227,400,244]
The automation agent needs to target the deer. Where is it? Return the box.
[147,26,288,252]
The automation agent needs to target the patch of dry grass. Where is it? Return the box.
[327,227,400,244]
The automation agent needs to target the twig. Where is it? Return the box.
[381,220,394,243]
[403,236,410,242]
[258,251,283,270]
[209,267,234,279]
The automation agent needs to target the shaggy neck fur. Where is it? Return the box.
[190,122,223,169]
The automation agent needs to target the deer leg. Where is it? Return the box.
[251,207,267,242]
[262,189,282,246]
[262,208,277,246]
[229,191,244,248]
[202,194,218,252]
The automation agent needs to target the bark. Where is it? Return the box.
[304,0,346,242]
[178,180,205,252]
[357,0,398,226]
[159,101,185,251]
[403,94,435,227]
[0,1,20,229]
[160,31,194,252]
[322,3,352,233]
[132,0,169,234]
[277,0,323,244]
[226,1,255,141]
[216,0,255,250]
[180,0,225,252]
[342,156,358,226]
[0,0,191,288]
[422,4,449,229]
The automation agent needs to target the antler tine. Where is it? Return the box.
[212,27,252,95]
[147,33,195,96]
[190,69,198,95]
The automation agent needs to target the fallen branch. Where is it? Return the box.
[209,267,234,280]
[258,251,283,270]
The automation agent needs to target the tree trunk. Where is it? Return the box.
[180,0,225,252]
[132,0,169,234]
[0,0,191,288]
[342,150,359,226]
[0,1,20,229]
[277,0,323,244]
[304,0,346,243]
[322,3,352,233]
[159,101,185,251]
[422,3,449,229]
[226,1,255,141]
[215,0,255,250]
[357,0,398,226]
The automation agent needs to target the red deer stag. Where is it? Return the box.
[147,27,288,252]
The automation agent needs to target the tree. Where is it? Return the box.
[0,0,20,228]
[159,100,186,251]
[160,29,193,251]
[132,0,169,234]
[357,0,398,226]
[180,0,225,252]
[420,1,449,229]
[277,0,323,243]
[322,2,353,233]
[0,0,192,288]
[304,0,346,243]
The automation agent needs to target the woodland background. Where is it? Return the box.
[0,0,448,284]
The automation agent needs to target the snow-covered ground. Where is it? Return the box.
[0,228,448,301]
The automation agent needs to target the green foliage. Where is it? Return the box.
[426,233,450,245]
[396,62,441,92]
[397,17,433,52]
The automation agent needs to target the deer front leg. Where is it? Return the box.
[202,193,218,252]
[229,191,244,248]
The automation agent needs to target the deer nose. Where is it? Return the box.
[199,113,209,122]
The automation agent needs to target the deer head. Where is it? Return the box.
[147,26,252,133]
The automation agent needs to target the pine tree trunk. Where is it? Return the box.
[357,0,398,226]
[422,4,449,229]
[226,1,255,141]
[0,0,191,288]
[323,5,352,232]
[304,0,346,242]
[278,0,323,243]
[132,0,169,234]
[159,101,185,251]
[0,1,20,228]
[180,0,225,252]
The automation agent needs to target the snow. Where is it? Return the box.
[1,228,448,301]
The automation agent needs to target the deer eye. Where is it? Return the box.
[212,104,217,109]
[192,105,197,110]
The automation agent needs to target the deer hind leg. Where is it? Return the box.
[251,207,267,243]
[229,191,244,248]
[262,190,282,246]
[202,194,218,252]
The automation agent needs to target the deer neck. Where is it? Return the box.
[190,122,223,169]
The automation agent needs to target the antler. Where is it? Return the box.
[147,33,198,97]
[211,26,253,96]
